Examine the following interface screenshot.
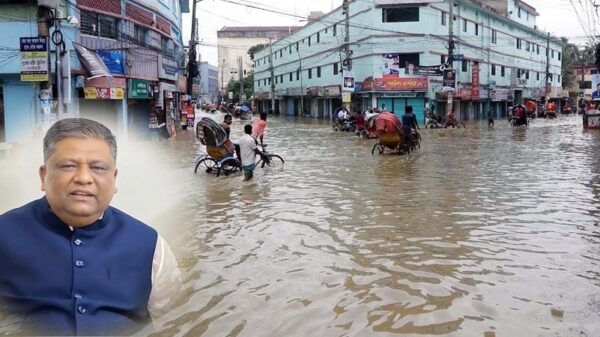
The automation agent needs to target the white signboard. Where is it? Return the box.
[342,70,355,92]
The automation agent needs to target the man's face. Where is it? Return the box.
[39,137,118,227]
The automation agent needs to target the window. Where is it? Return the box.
[308,68,312,79]
[526,41,530,52]
[289,45,292,54]
[558,75,561,83]
[279,50,282,58]
[441,55,446,65]
[333,62,338,75]
[441,11,447,26]
[317,32,320,43]
[518,7,521,18]
[264,79,267,85]
[134,24,146,46]
[491,64,496,76]
[280,75,283,83]
[317,66,321,77]
[308,36,311,47]
[526,70,529,79]
[296,42,299,50]
[551,50,554,58]
[462,60,468,72]
[463,19,467,32]
[516,38,522,49]
[333,24,337,36]
[396,53,420,67]
[161,37,174,58]
[289,73,293,81]
[501,66,505,77]
[275,76,278,84]
[296,70,299,80]
[382,7,419,22]
[558,52,561,60]
[537,45,540,55]
[80,10,118,39]
[475,23,479,36]
[491,30,497,44]
[537,72,540,80]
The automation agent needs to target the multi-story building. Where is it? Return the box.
[0,0,188,143]
[252,0,565,121]
[571,66,598,103]
[198,61,218,103]
[217,26,301,97]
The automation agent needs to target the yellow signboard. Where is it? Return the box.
[83,87,124,100]
[342,92,351,103]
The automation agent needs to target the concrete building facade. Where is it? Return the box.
[0,0,188,144]
[198,61,218,103]
[252,0,565,122]
[217,26,300,99]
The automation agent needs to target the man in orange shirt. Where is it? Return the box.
[252,112,267,146]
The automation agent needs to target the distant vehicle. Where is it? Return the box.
[583,109,600,129]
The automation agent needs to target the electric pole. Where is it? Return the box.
[446,0,455,117]
[269,38,275,113]
[545,31,550,112]
[343,0,351,71]
[239,56,244,103]
[187,0,201,96]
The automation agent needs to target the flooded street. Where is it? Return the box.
[142,112,600,337]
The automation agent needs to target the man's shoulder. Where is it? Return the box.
[0,199,41,225]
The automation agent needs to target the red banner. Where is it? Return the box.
[471,63,480,100]
[362,77,428,91]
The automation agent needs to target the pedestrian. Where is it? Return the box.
[488,107,495,126]
[240,124,267,182]
[0,118,181,336]
[251,112,268,146]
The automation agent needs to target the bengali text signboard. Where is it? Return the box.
[20,37,48,81]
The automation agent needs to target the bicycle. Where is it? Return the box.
[255,144,285,168]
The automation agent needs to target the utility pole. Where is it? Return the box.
[446,0,455,117]
[187,0,201,96]
[269,38,275,113]
[54,16,63,116]
[299,50,304,115]
[221,58,225,102]
[239,56,244,103]
[545,31,550,112]
[343,0,351,71]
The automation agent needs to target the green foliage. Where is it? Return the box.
[227,72,254,101]
[248,44,268,61]
[561,41,595,89]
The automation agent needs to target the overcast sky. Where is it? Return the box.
[182,0,593,66]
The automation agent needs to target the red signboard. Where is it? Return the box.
[362,77,428,91]
[471,63,480,100]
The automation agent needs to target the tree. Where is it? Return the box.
[227,72,254,102]
[248,44,268,61]
[561,40,595,89]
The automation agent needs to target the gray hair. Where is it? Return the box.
[43,118,117,163]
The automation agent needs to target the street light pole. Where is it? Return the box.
[446,0,455,118]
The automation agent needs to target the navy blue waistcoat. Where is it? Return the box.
[0,197,158,336]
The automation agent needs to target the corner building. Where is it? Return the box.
[252,0,565,122]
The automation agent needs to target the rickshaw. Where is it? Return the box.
[371,113,416,155]
[545,101,557,119]
[583,108,600,129]
[194,117,242,177]
[510,104,529,127]
[424,108,443,128]
[357,112,379,139]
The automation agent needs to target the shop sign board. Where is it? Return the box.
[342,71,355,92]
[128,79,150,99]
[158,55,178,81]
[84,87,124,99]
[362,77,428,91]
[471,63,480,100]
[20,37,48,81]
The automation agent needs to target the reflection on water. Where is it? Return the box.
[3,113,599,336]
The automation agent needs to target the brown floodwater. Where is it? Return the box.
[1,113,599,337]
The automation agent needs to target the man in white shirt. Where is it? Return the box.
[239,124,266,181]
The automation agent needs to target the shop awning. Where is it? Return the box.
[73,43,112,80]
